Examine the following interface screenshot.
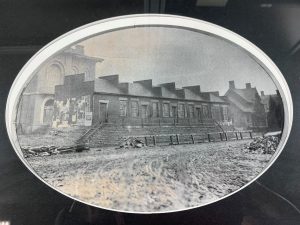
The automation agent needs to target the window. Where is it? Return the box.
[188,105,194,118]
[163,103,170,117]
[152,102,159,117]
[120,100,127,116]
[178,104,185,118]
[141,104,148,118]
[221,105,228,121]
[131,101,139,117]
[170,105,177,117]
[211,105,221,121]
[202,105,209,118]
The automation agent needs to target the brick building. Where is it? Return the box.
[261,90,284,130]
[52,74,230,128]
[17,46,278,135]
[17,45,103,133]
[225,81,267,130]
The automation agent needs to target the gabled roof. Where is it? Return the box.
[231,88,258,103]
[225,85,261,113]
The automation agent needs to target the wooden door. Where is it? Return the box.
[99,102,108,122]
[43,99,54,125]
[196,107,202,121]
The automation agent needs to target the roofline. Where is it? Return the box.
[93,91,229,105]
[62,51,104,62]
[225,88,254,104]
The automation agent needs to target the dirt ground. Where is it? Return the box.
[26,140,272,212]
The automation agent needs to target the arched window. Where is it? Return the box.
[43,99,54,125]
[43,63,64,93]
[72,66,79,74]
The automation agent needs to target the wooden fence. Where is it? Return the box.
[128,130,254,146]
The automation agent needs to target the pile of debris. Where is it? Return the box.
[246,135,280,154]
[22,144,89,158]
[118,138,146,149]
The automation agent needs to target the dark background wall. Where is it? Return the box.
[1,1,300,225]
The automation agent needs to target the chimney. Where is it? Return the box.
[261,91,265,96]
[246,83,251,89]
[229,80,235,89]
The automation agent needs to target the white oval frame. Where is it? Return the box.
[5,14,293,214]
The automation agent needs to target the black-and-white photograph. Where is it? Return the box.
[14,25,285,212]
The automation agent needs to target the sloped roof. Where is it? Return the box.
[233,88,258,103]
[225,87,260,113]
[201,92,226,103]
[230,99,254,113]
[93,75,227,103]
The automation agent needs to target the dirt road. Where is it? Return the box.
[27,140,272,212]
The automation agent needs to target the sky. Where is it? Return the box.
[79,26,278,96]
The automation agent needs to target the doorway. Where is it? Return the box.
[43,99,54,125]
[99,102,108,122]
[196,107,202,122]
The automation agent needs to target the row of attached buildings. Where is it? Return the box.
[17,46,283,134]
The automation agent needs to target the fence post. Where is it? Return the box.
[153,136,156,146]
[191,135,195,144]
[219,132,223,141]
[240,132,243,139]
[235,132,238,140]
[141,118,144,128]
[249,131,253,139]
[176,134,180,145]
[144,137,148,146]
[170,135,173,145]
[208,133,211,142]
[224,132,228,141]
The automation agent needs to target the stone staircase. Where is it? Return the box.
[88,121,223,147]
[76,122,104,145]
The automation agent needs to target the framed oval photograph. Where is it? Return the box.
[6,14,293,213]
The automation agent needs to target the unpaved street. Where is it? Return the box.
[27,140,272,212]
